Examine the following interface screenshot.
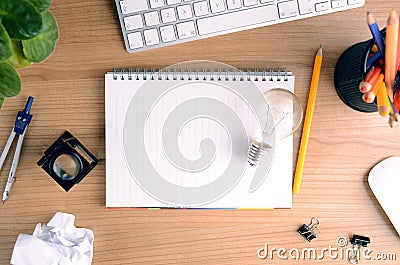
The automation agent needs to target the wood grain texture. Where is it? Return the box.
[0,0,399,264]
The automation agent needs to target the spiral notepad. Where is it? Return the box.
[105,66,295,209]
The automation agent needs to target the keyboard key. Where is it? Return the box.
[331,0,346,8]
[127,32,144,49]
[227,0,242,10]
[161,8,177,23]
[150,0,165,8]
[194,1,210,16]
[197,5,278,35]
[210,0,226,13]
[167,0,181,4]
[315,2,329,11]
[278,1,298,19]
[160,25,177,42]
[177,5,193,20]
[176,21,197,39]
[124,15,144,30]
[143,29,160,45]
[244,0,258,7]
[298,0,314,15]
[348,0,363,4]
[120,0,148,15]
[144,11,161,26]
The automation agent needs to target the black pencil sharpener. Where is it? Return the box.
[37,131,98,191]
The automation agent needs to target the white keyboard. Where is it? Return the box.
[115,0,365,53]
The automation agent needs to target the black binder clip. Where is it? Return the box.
[349,235,370,264]
[37,131,98,191]
[297,217,320,242]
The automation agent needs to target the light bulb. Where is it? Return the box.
[247,88,303,166]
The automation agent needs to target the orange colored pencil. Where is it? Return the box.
[396,17,400,70]
[359,65,381,92]
[362,73,384,103]
[385,10,399,100]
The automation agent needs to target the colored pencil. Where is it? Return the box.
[362,73,384,103]
[367,12,385,56]
[293,46,322,194]
[385,10,399,101]
[396,17,400,70]
[366,51,381,69]
[394,89,400,112]
[359,65,381,93]
[377,80,391,117]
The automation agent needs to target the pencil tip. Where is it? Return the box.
[316,45,323,56]
[387,10,398,23]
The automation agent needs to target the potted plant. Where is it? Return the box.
[0,0,59,107]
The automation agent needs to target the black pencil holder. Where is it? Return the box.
[334,30,386,113]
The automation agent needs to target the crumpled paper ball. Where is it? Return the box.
[10,212,94,265]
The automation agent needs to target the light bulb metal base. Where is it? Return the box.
[247,139,272,166]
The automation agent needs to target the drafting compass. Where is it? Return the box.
[0,96,34,204]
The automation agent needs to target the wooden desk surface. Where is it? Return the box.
[1,0,399,264]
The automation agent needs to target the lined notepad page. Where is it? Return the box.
[105,71,295,209]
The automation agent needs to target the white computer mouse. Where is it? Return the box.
[368,157,400,236]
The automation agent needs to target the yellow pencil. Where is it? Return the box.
[293,46,322,194]
[377,80,391,117]
[385,9,399,101]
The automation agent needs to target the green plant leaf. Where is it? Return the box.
[6,40,33,68]
[0,23,12,62]
[22,10,58,63]
[27,0,51,12]
[0,98,4,108]
[0,0,43,40]
[0,62,21,98]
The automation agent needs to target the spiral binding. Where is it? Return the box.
[112,67,290,81]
